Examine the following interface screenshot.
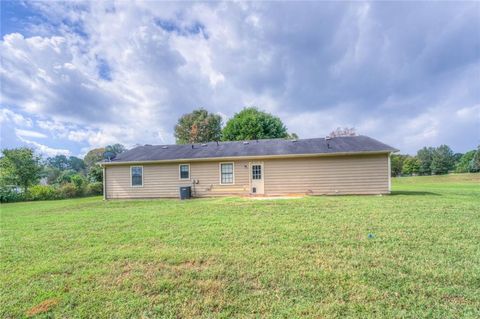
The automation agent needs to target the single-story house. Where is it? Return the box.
[100,135,397,199]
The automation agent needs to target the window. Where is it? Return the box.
[179,164,190,179]
[252,164,262,180]
[220,163,234,184]
[131,166,143,187]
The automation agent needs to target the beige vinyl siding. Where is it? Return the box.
[263,154,389,195]
[105,154,389,198]
[105,160,249,199]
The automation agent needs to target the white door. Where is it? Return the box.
[250,162,264,195]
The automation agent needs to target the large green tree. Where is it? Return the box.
[0,148,42,192]
[84,148,106,183]
[68,156,86,172]
[402,156,420,175]
[104,144,126,160]
[46,155,70,170]
[84,148,105,168]
[174,108,223,144]
[46,155,85,172]
[431,145,455,175]
[469,146,480,172]
[455,150,476,173]
[222,107,289,141]
[390,154,408,177]
[417,147,434,175]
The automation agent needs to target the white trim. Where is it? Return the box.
[130,165,144,187]
[249,161,265,195]
[219,162,235,185]
[388,154,392,193]
[100,150,395,166]
[103,166,106,200]
[179,163,190,180]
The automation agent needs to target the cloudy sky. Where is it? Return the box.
[1,1,479,157]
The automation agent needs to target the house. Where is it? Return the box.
[100,135,398,199]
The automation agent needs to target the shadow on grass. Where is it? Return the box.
[390,191,440,196]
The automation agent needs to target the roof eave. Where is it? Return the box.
[100,150,395,166]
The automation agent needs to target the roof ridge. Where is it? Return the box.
[140,135,370,148]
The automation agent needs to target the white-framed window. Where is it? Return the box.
[179,164,190,180]
[130,166,143,187]
[220,162,234,184]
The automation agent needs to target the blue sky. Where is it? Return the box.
[1,1,479,157]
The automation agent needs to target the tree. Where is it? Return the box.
[43,166,62,185]
[328,127,356,138]
[455,150,476,173]
[417,147,434,175]
[84,148,106,184]
[46,155,85,173]
[286,132,299,140]
[390,154,408,177]
[402,156,420,175]
[469,146,480,173]
[222,107,289,141]
[431,145,455,175]
[88,164,103,183]
[47,155,70,170]
[0,148,42,192]
[84,148,105,168]
[104,144,126,160]
[68,156,86,172]
[453,153,463,165]
[174,108,222,144]
[56,170,77,184]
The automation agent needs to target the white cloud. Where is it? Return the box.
[456,105,480,121]
[0,108,33,127]
[17,136,70,157]
[1,1,479,155]
[15,128,47,139]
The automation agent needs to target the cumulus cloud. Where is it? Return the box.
[0,108,33,127]
[17,136,70,157]
[15,128,47,139]
[0,1,479,155]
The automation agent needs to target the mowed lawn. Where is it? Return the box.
[1,174,479,318]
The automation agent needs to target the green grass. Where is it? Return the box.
[1,174,479,318]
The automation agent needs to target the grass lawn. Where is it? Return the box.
[1,174,479,318]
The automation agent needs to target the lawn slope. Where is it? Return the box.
[1,174,479,318]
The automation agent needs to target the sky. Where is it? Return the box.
[1,1,479,157]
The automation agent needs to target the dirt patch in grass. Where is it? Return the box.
[107,258,216,287]
[26,298,59,317]
[443,295,468,305]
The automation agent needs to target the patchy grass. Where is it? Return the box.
[1,173,479,318]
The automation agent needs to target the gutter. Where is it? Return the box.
[99,150,398,166]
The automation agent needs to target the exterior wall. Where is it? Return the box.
[263,154,389,195]
[104,154,389,199]
[105,160,250,199]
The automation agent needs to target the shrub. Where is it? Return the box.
[0,185,25,203]
[56,170,77,184]
[87,182,103,196]
[71,174,87,196]
[59,183,78,198]
[26,185,59,201]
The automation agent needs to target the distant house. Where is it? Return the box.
[100,136,397,199]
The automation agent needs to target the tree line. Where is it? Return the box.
[0,144,126,202]
[2,106,477,202]
[391,145,480,177]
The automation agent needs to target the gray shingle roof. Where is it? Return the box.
[108,135,397,163]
